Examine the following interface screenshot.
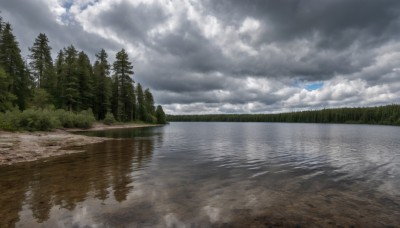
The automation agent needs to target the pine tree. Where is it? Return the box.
[155,105,166,124]
[0,22,31,110]
[54,50,65,108]
[93,49,112,120]
[28,33,55,91]
[136,83,146,122]
[144,88,155,122]
[76,51,93,111]
[112,49,134,121]
[63,45,79,111]
[0,17,15,111]
[0,66,16,111]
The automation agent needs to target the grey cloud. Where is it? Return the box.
[90,1,168,45]
[0,0,119,60]
[2,0,400,114]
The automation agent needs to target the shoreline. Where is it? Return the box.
[0,123,161,166]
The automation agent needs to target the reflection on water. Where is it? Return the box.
[0,134,157,227]
[1,123,400,227]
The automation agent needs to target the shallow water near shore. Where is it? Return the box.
[1,122,400,227]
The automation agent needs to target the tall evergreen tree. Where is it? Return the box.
[54,50,65,108]
[93,49,112,120]
[0,22,31,110]
[155,105,166,124]
[0,66,16,111]
[0,17,15,111]
[136,83,146,122]
[112,49,135,121]
[28,33,55,90]
[63,45,79,111]
[76,51,93,111]
[144,88,155,122]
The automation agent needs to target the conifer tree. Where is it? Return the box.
[136,83,146,122]
[144,88,155,122]
[63,45,79,111]
[0,66,16,111]
[54,50,65,108]
[93,49,112,120]
[112,49,135,121]
[29,33,55,91]
[0,22,31,110]
[155,105,166,124]
[76,51,93,111]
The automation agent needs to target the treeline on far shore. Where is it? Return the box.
[167,104,400,126]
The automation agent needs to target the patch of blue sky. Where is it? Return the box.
[293,79,323,91]
[305,82,323,91]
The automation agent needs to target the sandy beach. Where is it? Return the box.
[0,123,160,166]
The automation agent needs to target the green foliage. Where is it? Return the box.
[93,49,111,120]
[0,22,31,110]
[17,109,61,131]
[54,109,95,129]
[0,109,20,131]
[112,49,135,122]
[103,112,117,125]
[156,105,166,124]
[167,105,400,126]
[0,66,16,112]
[0,108,95,131]
[29,33,55,90]
[0,15,164,131]
[31,88,51,109]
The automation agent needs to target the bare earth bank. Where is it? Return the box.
[0,123,160,166]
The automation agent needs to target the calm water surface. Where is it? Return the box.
[1,123,400,227]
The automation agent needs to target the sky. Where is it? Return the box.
[1,0,400,114]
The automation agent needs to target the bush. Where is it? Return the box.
[54,109,95,129]
[0,109,20,131]
[103,112,116,125]
[74,110,96,129]
[18,109,60,131]
[0,108,95,131]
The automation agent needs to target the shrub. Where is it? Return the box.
[18,109,60,131]
[0,108,95,131]
[103,112,116,125]
[74,110,96,129]
[0,109,20,131]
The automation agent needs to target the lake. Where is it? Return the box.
[1,122,400,227]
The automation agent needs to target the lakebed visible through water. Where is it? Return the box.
[1,122,400,227]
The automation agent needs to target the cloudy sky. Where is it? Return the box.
[1,0,400,114]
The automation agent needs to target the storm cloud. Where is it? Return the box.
[1,0,400,114]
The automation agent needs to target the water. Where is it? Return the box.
[1,122,400,227]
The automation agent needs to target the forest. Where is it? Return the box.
[167,105,400,126]
[0,15,166,131]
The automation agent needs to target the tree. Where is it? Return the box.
[0,22,31,110]
[32,88,50,109]
[0,66,16,111]
[112,49,135,121]
[93,49,112,120]
[63,45,79,111]
[54,50,65,108]
[136,83,146,122]
[76,51,93,111]
[28,33,55,90]
[144,88,155,122]
[155,105,166,124]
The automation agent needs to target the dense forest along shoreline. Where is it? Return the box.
[0,123,160,166]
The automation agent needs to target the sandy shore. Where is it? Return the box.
[0,123,160,166]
